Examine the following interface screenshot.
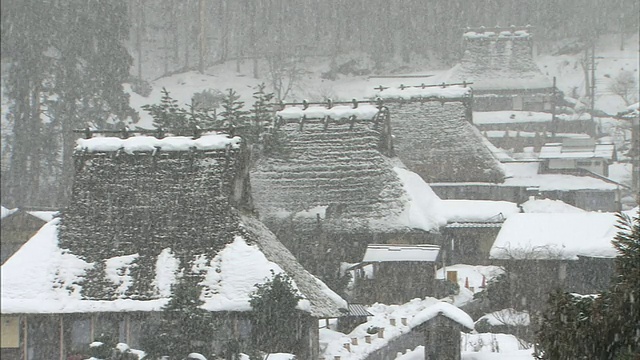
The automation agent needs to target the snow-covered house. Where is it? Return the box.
[447,26,555,112]
[0,133,347,360]
[0,206,55,264]
[250,104,447,295]
[350,244,442,304]
[538,138,617,177]
[489,212,620,297]
[376,85,506,184]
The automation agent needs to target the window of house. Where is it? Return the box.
[94,316,120,344]
[1,316,20,349]
[576,160,591,166]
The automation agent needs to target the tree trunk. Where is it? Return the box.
[198,0,205,73]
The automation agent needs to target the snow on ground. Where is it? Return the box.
[462,333,534,359]
[537,33,639,115]
[608,162,633,186]
[436,264,504,295]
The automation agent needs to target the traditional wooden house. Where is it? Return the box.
[0,207,55,264]
[447,26,554,112]
[538,138,617,177]
[0,132,347,360]
[250,103,447,290]
[489,212,622,308]
[349,244,441,304]
[375,85,506,185]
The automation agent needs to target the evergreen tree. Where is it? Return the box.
[249,271,303,354]
[141,88,216,135]
[49,0,136,205]
[219,89,249,128]
[536,210,640,359]
[141,273,216,359]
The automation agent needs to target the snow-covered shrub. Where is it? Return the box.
[88,341,141,360]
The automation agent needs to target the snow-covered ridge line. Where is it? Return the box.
[374,85,471,100]
[76,133,242,154]
[276,105,380,120]
[464,30,530,39]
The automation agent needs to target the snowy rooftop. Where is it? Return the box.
[276,104,380,120]
[520,198,586,213]
[539,142,616,160]
[489,212,620,260]
[439,200,519,223]
[76,133,242,154]
[1,217,347,316]
[362,244,440,262]
[373,85,471,100]
[473,111,591,125]
[501,162,619,191]
[409,301,474,330]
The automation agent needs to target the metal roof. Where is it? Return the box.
[362,244,440,262]
[344,304,373,317]
[538,142,615,160]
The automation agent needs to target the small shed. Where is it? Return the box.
[336,304,373,334]
[410,302,474,360]
[350,244,441,304]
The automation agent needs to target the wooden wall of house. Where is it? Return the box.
[5,311,320,360]
[353,262,437,305]
[267,216,442,295]
[431,184,526,203]
[444,227,502,265]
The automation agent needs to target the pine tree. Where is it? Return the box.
[607,210,640,356]
[142,88,217,135]
[219,89,249,128]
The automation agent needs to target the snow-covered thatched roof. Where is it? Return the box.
[446,27,552,92]
[1,135,346,317]
[251,109,446,233]
[489,212,620,260]
[384,100,506,183]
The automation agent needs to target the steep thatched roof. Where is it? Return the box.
[381,97,506,183]
[446,28,552,92]
[1,134,346,318]
[250,105,443,233]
